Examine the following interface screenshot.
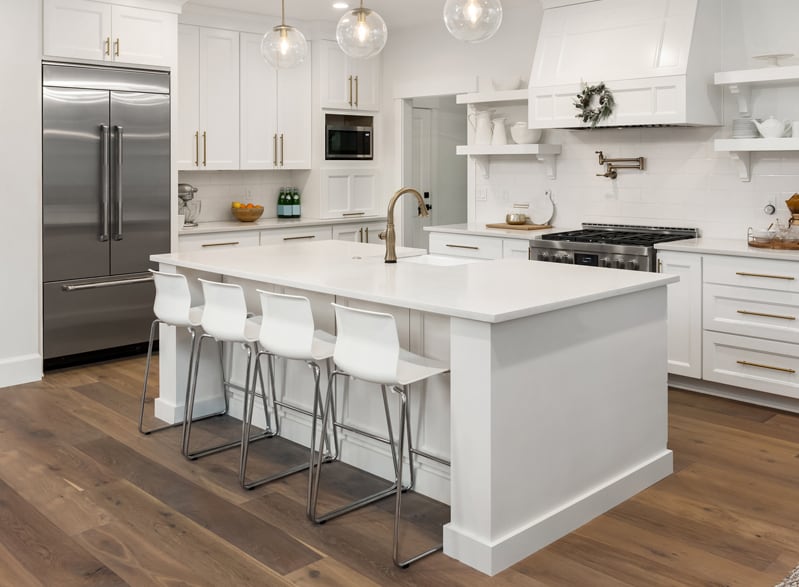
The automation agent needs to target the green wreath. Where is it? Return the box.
[574,83,615,127]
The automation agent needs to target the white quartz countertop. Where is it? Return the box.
[152,240,677,323]
[656,237,799,261]
[424,223,574,240]
[180,216,386,236]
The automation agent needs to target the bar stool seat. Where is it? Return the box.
[309,302,450,568]
[240,290,337,497]
[183,278,271,461]
[139,269,215,436]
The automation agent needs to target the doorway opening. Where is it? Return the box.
[400,95,467,250]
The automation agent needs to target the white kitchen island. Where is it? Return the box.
[152,240,678,576]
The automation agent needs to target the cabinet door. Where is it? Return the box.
[240,32,278,169]
[43,0,111,61]
[503,239,530,259]
[332,223,363,242]
[110,5,176,67]
[350,171,378,215]
[659,251,702,378]
[199,27,239,170]
[363,221,384,243]
[350,55,380,111]
[321,170,352,218]
[320,41,352,109]
[177,25,200,170]
[276,48,312,169]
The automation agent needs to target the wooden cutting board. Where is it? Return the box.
[485,223,552,230]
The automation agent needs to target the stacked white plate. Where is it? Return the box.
[733,118,758,138]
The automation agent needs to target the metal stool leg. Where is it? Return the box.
[392,385,443,568]
[308,370,405,524]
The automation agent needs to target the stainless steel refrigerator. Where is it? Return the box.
[42,63,170,361]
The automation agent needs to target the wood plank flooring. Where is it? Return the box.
[1,354,798,585]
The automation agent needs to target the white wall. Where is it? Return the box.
[381,0,799,239]
[0,1,42,387]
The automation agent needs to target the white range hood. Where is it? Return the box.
[529,0,722,129]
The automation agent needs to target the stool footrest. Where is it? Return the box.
[396,543,444,569]
[310,482,408,524]
[185,429,270,461]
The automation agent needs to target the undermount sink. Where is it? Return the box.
[398,254,484,266]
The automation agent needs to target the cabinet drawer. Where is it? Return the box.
[703,255,799,292]
[703,331,799,399]
[260,226,332,246]
[179,231,259,251]
[704,283,799,344]
[502,239,531,259]
[429,233,502,259]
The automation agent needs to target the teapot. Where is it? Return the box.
[491,117,508,146]
[468,109,493,145]
[753,116,789,138]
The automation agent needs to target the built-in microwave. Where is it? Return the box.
[325,114,373,160]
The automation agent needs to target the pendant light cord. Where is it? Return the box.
[281,0,286,26]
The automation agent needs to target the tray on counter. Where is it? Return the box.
[486,223,552,230]
[747,227,799,249]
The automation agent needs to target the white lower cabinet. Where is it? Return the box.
[428,232,503,259]
[178,230,259,251]
[658,251,703,378]
[502,239,530,259]
[259,226,332,246]
[698,253,799,399]
[332,221,384,243]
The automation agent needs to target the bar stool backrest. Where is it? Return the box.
[198,278,248,342]
[332,303,400,384]
[257,290,315,360]
[151,269,194,327]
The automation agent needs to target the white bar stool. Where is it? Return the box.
[309,302,450,568]
[239,290,337,496]
[183,278,271,460]
[139,269,224,435]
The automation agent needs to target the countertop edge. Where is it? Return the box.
[424,223,571,240]
[656,237,799,260]
[180,216,387,236]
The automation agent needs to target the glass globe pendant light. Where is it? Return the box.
[443,0,503,43]
[336,0,388,59]
[261,0,308,68]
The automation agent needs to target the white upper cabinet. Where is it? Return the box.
[320,168,380,218]
[240,33,311,170]
[43,0,176,67]
[319,41,380,111]
[178,25,239,170]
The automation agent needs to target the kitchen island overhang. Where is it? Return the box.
[152,240,678,576]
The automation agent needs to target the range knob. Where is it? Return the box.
[556,254,569,264]
[599,257,610,267]
[614,259,625,269]
[626,260,639,271]
[537,252,550,262]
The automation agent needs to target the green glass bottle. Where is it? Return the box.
[277,187,286,218]
[292,188,301,218]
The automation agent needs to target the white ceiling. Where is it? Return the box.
[184,0,444,29]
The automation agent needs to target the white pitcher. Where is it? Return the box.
[491,117,508,146]
[469,109,493,145]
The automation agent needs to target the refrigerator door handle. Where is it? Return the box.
[113,125,124,241]
[99,124,110,242]
[61,275,154,292]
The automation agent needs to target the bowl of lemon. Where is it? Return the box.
[231,201,264,222]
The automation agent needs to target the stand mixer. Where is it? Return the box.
[787,194,799,227]
[178,183,201,227]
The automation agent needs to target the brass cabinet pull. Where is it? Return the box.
[194,131,199,166]
[736,309,796,321]
[354,75,359,108]
[348,75,353,106]
[359,227,363,242]
[202,241,239,247]
[104,37,111,56]
[283,235,316,241]
[365,227,369,242]
[342,211,365,217]
[202,131,207,166]
[280,133,284,167]
[273,134,278,167]
[736,360,796,374]
[657,259,663,273]
[114,38,120,57]
[736,271,795,281]
[446,244,479,250]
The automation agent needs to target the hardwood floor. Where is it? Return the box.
[1,354,798,585]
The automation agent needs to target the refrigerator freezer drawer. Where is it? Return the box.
[43,274,155,359]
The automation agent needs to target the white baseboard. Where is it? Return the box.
[443,451,673,576]
[0,353,41,389]
[669,375,799,414]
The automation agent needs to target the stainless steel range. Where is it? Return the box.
[529,223,699,272]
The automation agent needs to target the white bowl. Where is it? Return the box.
[510,125,542,144]
[492,77,521,91]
